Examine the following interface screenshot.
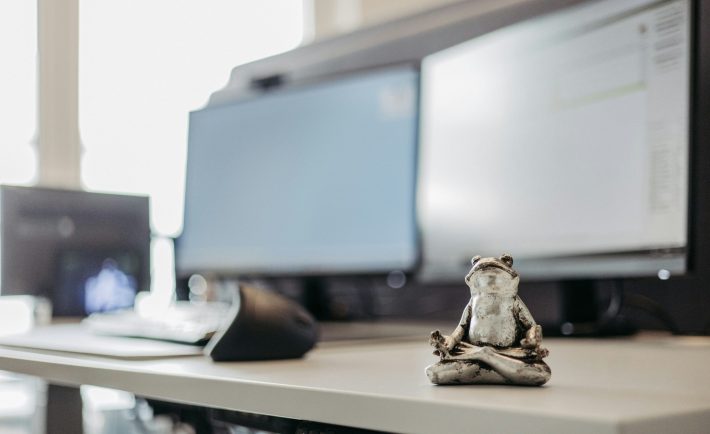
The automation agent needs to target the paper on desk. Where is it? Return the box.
[0,324,203,359]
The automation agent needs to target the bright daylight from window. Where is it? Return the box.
[0,1,38,185]
[80,0,304,237]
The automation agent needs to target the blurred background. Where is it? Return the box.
[1,3,460,433]
[0,0,460,306]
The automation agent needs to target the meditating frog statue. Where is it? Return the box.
[426,254,551,386]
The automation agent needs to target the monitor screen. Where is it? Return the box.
[177,66,419,276]
[53,249,141,316]
[418,0,690,281]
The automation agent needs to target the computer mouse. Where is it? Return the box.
[205,284,318,361]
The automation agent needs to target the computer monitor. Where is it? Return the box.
[418,0,691,283]
[0,186,151,316]
[177,65,419,277]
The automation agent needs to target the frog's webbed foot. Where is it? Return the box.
[429,330,450,358]
[520,325,549,358]
[521,324,542,348]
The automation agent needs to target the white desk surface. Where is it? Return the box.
[0,331,709,434]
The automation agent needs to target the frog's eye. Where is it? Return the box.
[500,253,514,267]
[470,255,481,266]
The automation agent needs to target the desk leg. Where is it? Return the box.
[46,384,83,434]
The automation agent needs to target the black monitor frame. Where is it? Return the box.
[684,0,709,281]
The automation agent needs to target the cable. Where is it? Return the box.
[623,292,681,335]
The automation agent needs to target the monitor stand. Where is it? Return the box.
[552,279,636,337]
[302,277,332,320]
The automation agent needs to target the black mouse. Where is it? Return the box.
[205,284,318,361]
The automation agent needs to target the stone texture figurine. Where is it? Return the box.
[426,254,551,386]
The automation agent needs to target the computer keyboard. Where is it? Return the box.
[82,302,231,345]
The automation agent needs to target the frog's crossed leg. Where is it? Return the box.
[425,344,551,386]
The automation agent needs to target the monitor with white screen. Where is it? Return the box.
[177,66,419,277]
[418,0,690,282]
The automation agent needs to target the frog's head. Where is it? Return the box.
[465,254,519,296]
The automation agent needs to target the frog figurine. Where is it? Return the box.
[426,254,551,386]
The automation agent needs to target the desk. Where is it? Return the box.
[0,334,709,433]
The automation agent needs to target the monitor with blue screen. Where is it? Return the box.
[177,66,419,277]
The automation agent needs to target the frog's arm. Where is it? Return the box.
[514,296,536,330]
[450,300,472,345]
[515,296,544,349]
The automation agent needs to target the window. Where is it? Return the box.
[0,1,38,185]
